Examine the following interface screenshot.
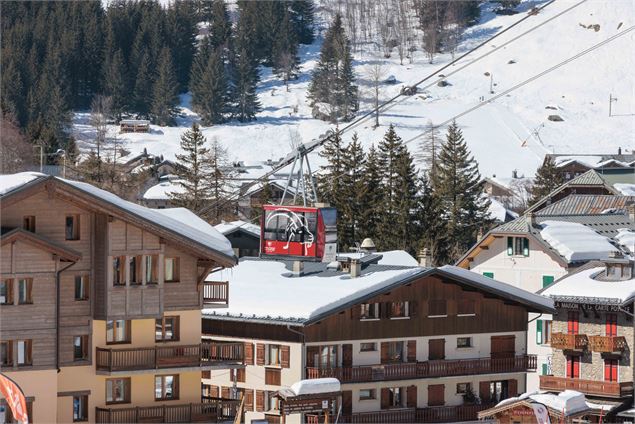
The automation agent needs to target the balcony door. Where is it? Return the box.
[605,359,618,382]
[342,344,353,367]
[490,335,515,359]
[567,311,579,334]
[606,314,617,337]
[566,355,580,379]
[428,339,445,361]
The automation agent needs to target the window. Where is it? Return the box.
[567,311,579,335]
[155,316,179,342]
[507,236,529,256]
[73,395,88,422]
[386,341,404,362]
[489,381,509,403]
[23,215,36,232]
[319,345,337,368]
[17,339,32,366]
[457,337,472,348]
[106,320,130,344]
[66,215,80,240]
[74,275,89,300]
[74,335,88,361]
[164,257,180,282]
[428,299,447,317]
[457,299,476,316]
[145,255,158,284]
[360,303,379,320]
[360,342,376,352]
[1,279,13,304]
[456,382,472,395]
[112,257,125,286]
[388,387,403,408]
[359,389,376,400]
[106,378,130,404]
[542,275,554,288]
[129,256,141,285]
[483,272,494,279]
[606,313,617,337]
[536,320,552,345]
[566,356,580,379]
[155,375,179,400]
[267,344,281,366]
[390,301,410,318]
[605,359,618,382]
[17,279,32,304]
[1,341,13,366]
[541,363,550,376]
[265,391,279,411]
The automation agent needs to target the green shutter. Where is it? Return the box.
[542,275,554,288]
[536,320,543,344]
[507,237,513,256]
[483,272,494,279]
[523,238,530,256]
[541,363,548,375]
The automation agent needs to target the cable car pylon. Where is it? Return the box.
[279,142,319,207]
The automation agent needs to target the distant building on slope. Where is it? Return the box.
[201,252,554,424]
[214,220,261,258]
[544,151,635,182]
[539,257,635,421]
[141,174,187,209]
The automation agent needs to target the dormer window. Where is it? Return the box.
[507,237,529,257]
[606,262,633,281]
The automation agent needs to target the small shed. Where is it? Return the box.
[274,378,341,424]
[120,119,150,133]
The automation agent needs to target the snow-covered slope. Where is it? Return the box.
[74,0,635,183]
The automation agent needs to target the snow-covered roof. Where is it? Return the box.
[339,250,418,267]
[290,378,340,396]
[494,390,593,416]
[0,172,236,262]
[0,172,45,196]
[540,220,620,262]
[615,183,635,196]
[214,220,261,237]
[142,179,186,200]
[487,197,519,222]
[542,266,635,303]
[616,229,635,254]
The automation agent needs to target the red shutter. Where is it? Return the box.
[380,342,389,364]
[407,340,417,362]
[479,381,490,403]
[407,385,417,408]
[567,356,580,378]
[508,379,518,397]
[568,311,579,335]
[256,390,264,412]
[281,345,290,368]
[605,359,618,382]
[256,343,265,366]
[245,343,254,365]
[606,314,618,337]
[380,388,390,409]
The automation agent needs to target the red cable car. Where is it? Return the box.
[260,205,337,261]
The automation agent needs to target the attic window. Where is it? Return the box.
[507,237,529,257]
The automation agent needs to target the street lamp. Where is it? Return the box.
[56,149,66,178]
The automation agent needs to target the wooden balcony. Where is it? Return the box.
[305,404,494,423]
[96,341,244,373]
[203,281,228,306]
[95,397,239,423]
[306,355,536,383]
[539,375,634,398]
[588,335,628,353]
[550,333,588,351]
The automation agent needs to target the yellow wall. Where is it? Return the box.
[1,369,58,423]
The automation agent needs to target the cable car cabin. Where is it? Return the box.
[261,205,337,261]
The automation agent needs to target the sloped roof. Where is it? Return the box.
[536,195,635,216]
[0,228,82,262]
[214,220,261,237]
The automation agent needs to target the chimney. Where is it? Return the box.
[527,212,536,229]
[512,169,518,179]
[618,147,622,155]
[418,248,432,268]
[292,260,304,277]
[350,258,362,278]
[628,204,635,222]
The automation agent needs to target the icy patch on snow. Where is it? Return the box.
[540,220,618,262]
[0,172,44,196]
[290,378,340,396]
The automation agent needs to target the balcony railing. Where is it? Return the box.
[539,375,634,398]
[550,333,588,351]
[588,335,628,353]
[96,341,244,373]
[203,281,228,306]
[306,355,536,383]
[305,404,494,424]
[95,397,240,423]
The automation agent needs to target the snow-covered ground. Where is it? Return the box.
[74,0,635,182]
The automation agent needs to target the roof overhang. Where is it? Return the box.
[1,228,82,262]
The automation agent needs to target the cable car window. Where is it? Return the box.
[321,209,337,228]
[305,212,318,234]
[264,211,279,241]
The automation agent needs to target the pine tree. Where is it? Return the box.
[169,123,213,212]
[358,145,383,243]
[530,157,565,206]
[166,1,197,91]
[338,133,367,250]
[228,16,261,122]
[418,120,443,179]
[208,0,232,52]
[308,14,358,122]
[132,52,154,118]
[290,0,315,45]
[206,136,235,222]
[317,129,345,212]
[415,175,447,265]
[151,47,179,126]
[433,121,491,262]
[102,50,128,120]
[272,8,300,91]
[191,48,228,125]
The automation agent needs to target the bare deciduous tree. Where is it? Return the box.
[366,63,387,127]
[0,114,34,173]
[89,95,114,181]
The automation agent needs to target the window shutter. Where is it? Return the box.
[380,388,390,409]
[541,363,549,375]
[410,301,418,317]
[256,343,265,366]
[407,385,417,408]
[536,320,543,345]
[508,379,518,397]
[407,340,417,362]
[246,389,254,411]
[507,237,513,255]
[427,384,444,406]
[256,390,264,412]
[479,381,490,402]
[342,390,352,415]
[380,342,389,364]
[245,343,254,365]
[542,275,554,288]
[221,386,230,399]
[522,238,529,256]
[281,345,290,368]
[573,357,580,378]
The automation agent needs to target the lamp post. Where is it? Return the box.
[56,149,66,178]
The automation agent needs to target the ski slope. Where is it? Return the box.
[74,0,635,182]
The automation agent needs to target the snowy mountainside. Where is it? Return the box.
[74,0,635,183]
